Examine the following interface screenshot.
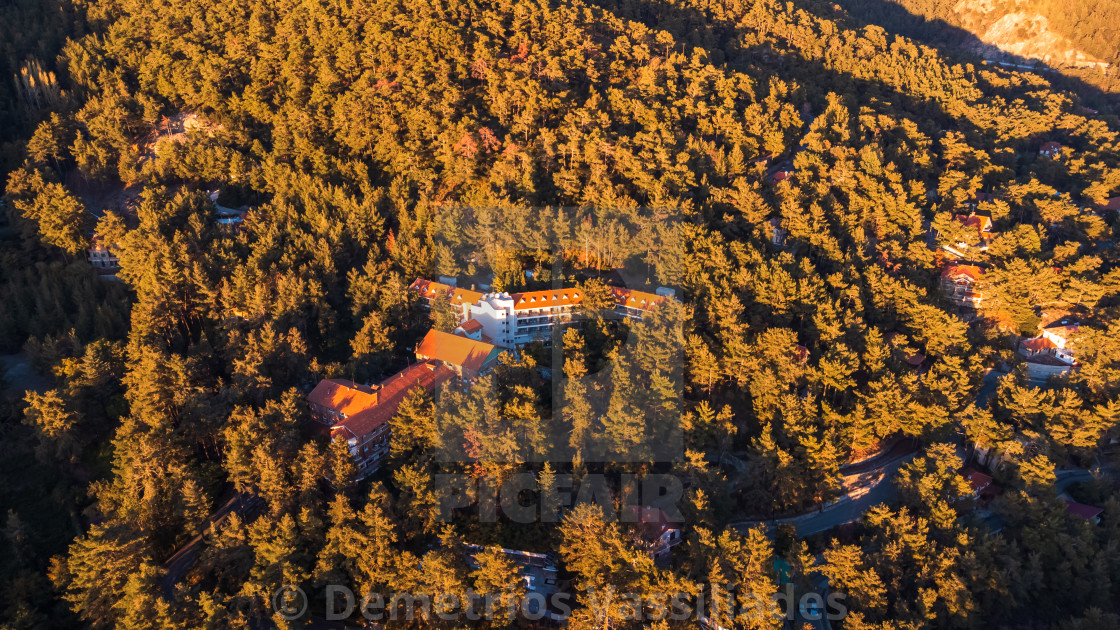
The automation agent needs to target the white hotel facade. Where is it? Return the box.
[410,278,670,348]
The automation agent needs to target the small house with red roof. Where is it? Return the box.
[1065,499,1103,524]
[952,212,995,251]
[453,318,486,341]
[793,345,810,364]
[624,506,683,560]
[1039,141,1065,159]
[940,264,985,309]
[768,169,794,185]
[961,468,993,497]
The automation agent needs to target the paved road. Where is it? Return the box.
[789,576,833,630]
[1056,468,1095,491]
[731,455,915,537]
[839,438,919,476]
[976,369,1008,409]
[161,491,260,599]
[740,459,1102,540]
[732,369,1014,538]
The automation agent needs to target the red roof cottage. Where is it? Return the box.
[952,212,995,251]
[1039,141,1065,159]
[940,264,985,309]
[962,468,993,497]
[624,506,683,560]
[1065,499,1103,524]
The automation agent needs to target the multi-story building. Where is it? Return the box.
[306,329,502,476]
[410,278,485,322]
[307,362,457,475]
[462,544,566,620]
[411,277,669,348]
[463,544,561,595]
[940,264,985,309]
[1040,316,1080,349]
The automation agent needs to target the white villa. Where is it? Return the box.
[410,278,670,348]
[1018,316,1081,381]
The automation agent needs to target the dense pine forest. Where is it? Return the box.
[2,0,1120,628]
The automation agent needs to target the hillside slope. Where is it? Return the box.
[955,2,1105,68]
[836,0,1120,98]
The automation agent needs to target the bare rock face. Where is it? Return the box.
[952,0,1108,69]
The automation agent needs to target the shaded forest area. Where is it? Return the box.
[1,0,1120,628]
[834,0,1120,101]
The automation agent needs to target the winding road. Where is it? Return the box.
[729,369,1022,538]
[161,491,261,599]
[729,445,918,537]
[731,446,1104,539]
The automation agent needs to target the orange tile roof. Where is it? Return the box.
[510,286,667,312]
[941,264,983,282]
[769,170,792,184]
[1021,337,1056,352]
[410,278,484,308]
[793,345,809,363]
[412,278,671,314]
[955,214,993,238]
[415,329,500,373]
[511,288,582,311]
[1103,197,1120,211]
[457,319,484,334]
[330,361,456,441]
[611,287,668,311]
[307,379,380,417]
